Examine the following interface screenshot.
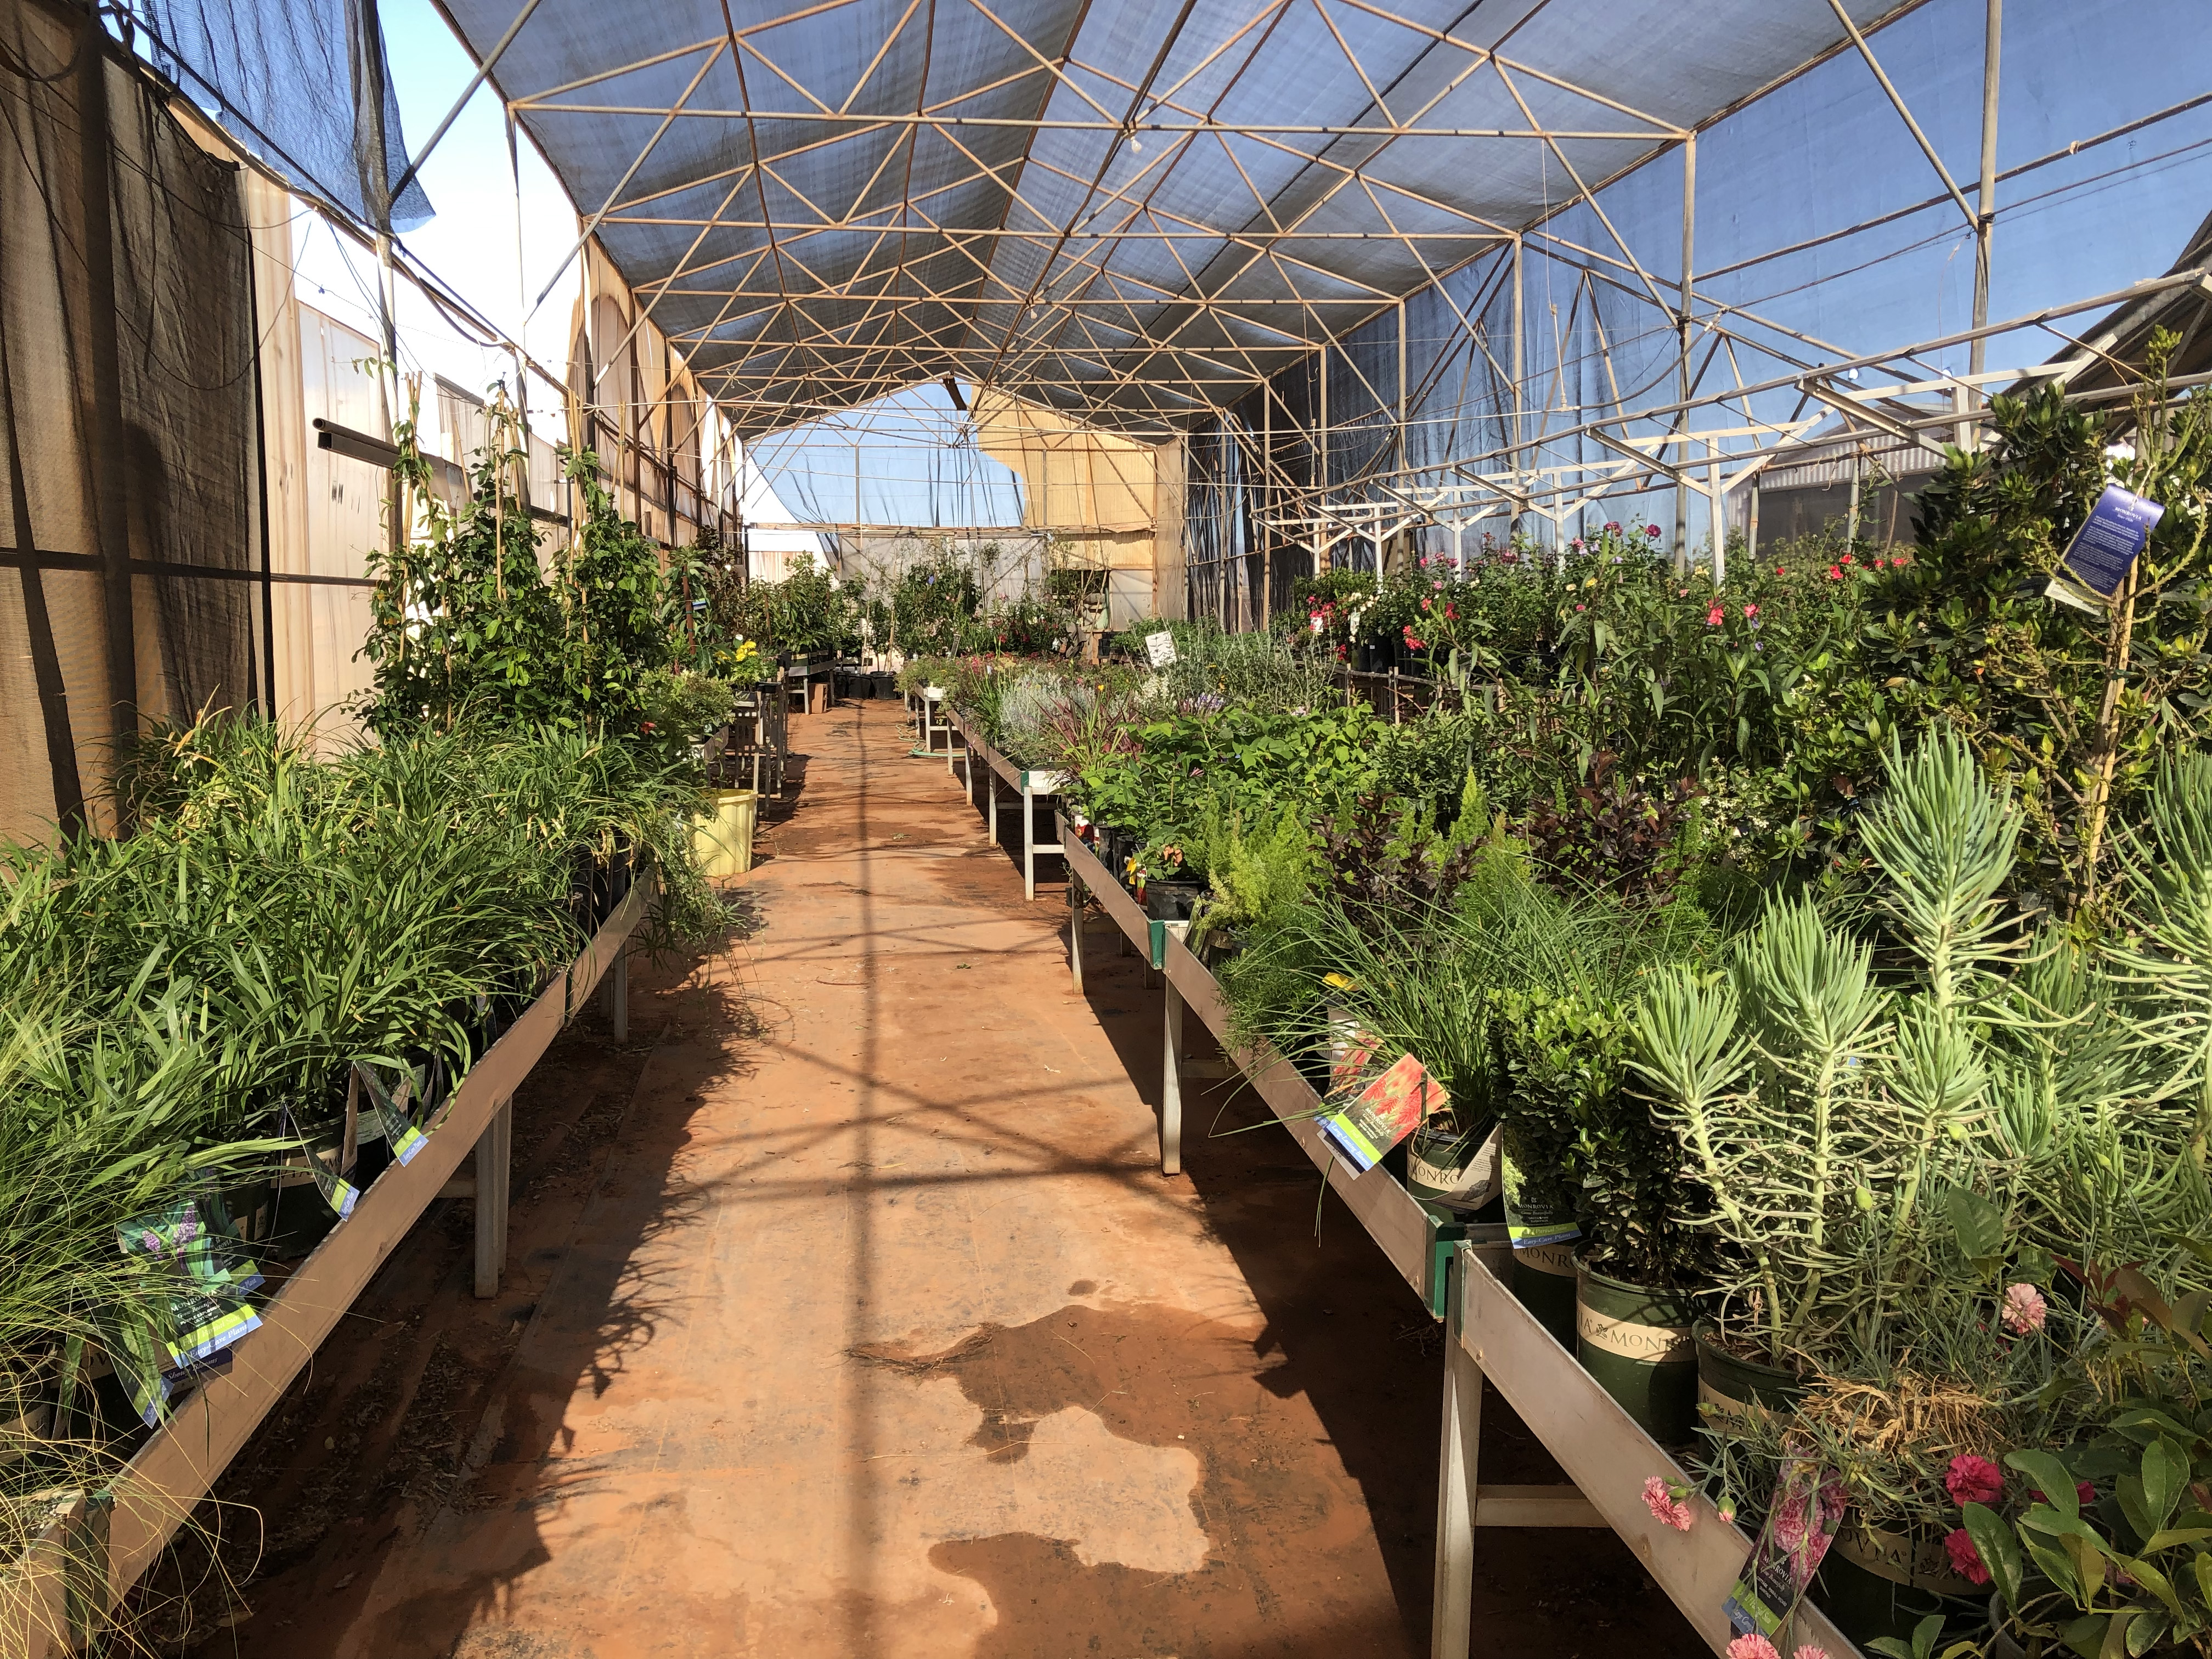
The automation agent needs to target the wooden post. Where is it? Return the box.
[1431,1283,1480,1659]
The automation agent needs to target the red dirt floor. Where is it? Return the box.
[163,696,1702,1658]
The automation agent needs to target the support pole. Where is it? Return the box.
[1673,135,1696,575]
[1510,235,1525,541]
[76,14,140,785]
[1261,385,1273,625]
[1318,343,1330,566]
[1847,448,1863,548]
[472,1097,512,1299]
[1431,1278,1480,1659]
[1968,0,2002,447]
[1161,977,1184,1176]
[1707,443,1726,585]
[988,768,998,845]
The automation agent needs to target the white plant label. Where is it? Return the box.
[1146,629,1177,668]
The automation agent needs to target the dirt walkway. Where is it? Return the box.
[183,697,1697,1658]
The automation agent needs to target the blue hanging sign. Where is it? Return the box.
[2048,483,2164,612]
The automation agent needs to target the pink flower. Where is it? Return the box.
[2030,1480,2097,1508]
[1742,603,1758,619]
[1728,1637,1782,1659]
[1575,603,1587,612]
[1796,1649,1831,1659]
[1706,605,1725,627]
[1645,524,1662,538]
[1945,1454,2004,1507]
[2001,1283,2047,1336]
[1643,1475,1694,1532]
[1944,1528,1990,1586]
[1826,565,1843,581]
[1604,521,1622,533]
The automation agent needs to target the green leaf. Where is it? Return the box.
[2122,1555,2186,1620]
[1966,1502,2025,1609]
[2013,1451,2084,1520]
[2144,1440,2190,1534]
[2139,1527,2212,1553]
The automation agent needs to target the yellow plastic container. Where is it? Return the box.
[693,788,759,878]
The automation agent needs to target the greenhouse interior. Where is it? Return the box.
[6,0,2212,1654]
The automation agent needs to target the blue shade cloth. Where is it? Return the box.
[127,0,433,231]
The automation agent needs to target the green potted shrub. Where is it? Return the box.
[1498,988,1712,1443]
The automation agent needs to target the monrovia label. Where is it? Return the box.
[1514,1240,1578,1278]
[1833,1517,1982,1593]
[1576,1305,1692,1362]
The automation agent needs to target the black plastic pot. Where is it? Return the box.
[1145,878,1204,921]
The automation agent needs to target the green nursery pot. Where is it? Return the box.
[1692,1323,1806,1426]
[1574,1260,1697,1446]
[1509,1242,1578,1348]
[1815,1519,1984,1648]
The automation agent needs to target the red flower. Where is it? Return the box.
[1645,524,1662,538]
[1706,604,1725,627]
[1775,566,1786,576]
[1839,554,1853,565]
[1944,1455,2004,1506]
[1827,565,1843,581]
[2030,1481,2097,1508]
[1943,1529,1990,1586]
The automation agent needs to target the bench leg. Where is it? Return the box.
[1431,1289,1480,1659]
[473,1097,512,1299]
[1023,783,1036,901]
[1161,979,1184,1176]
[1068,877,1085,992]
[603,947,629,1044]
[988,775,998,844]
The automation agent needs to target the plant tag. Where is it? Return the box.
[1500,1135,1581,1251]
[354,1060,430,1166]
[1724,1453,1847,1641]
[1318,1053,1441,1173]
[1326,1006,1382,1096]
[2047,483,2163,612]
[1146,629,1177,668]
